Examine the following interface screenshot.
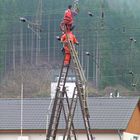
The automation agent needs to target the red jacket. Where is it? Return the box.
[61,32,78,53]
[63,9,73,25]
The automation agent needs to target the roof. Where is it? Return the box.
[0,97,139,130]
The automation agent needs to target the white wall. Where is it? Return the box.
[93,133,121,140]
[0,134,45,140]
[74,133,121,140]
[51,82,77,98]
[0,133,121,140]
[123,132,140,140]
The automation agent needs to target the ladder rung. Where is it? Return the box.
[60,78,65,81]
[59,82,64,85]
[58,97,67,99]
[59,83,64,86]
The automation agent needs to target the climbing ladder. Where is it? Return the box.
[46,30,93,140]
[46,58,72,140]
[64,32,93,140]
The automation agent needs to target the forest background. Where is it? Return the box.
[0,0,140,98]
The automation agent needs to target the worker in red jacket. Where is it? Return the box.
[60,5,79,32]
[60,31,79,66]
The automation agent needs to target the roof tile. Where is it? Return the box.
[0,97,139,130]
